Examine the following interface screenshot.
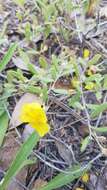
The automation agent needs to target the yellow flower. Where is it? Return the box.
[20,103,50,137]
[87,68,93,76]
[71,77,80,88]
[83,49,90,59]
[85,82,95,90]
[81,172,89,183]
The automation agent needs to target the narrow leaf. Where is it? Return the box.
[81,136,90,152]
[88,54,101,66]
[0,43,17,72]
[0,112,9,146]
[92,126,107,133]
[0,132,39,190]
[52,88,68,95]
[39,165,89,190]
[103,74,107,90]
[13,0,25,7]
[39,56,48,69]
[24,85,42,94]
[14,158,37,175]
[87,102,107,118]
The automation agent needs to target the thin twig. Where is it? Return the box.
[49,133,77,163]
[80,84,92,138]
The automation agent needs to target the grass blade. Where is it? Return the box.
[91,126,107,133]
[0,131,39,190]
[88,103,107,118]
[88,54,101,66]
[0,43,17,72]
[0,112,9,147]
[39,165,89,190]
[81,136,90,152]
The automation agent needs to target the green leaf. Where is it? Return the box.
[0,112,9,147]
[0,132,39,190]
[16,69,27,82]
[83,0,90,13]
[50,55,59,80]
[19,49,37,75]
[27,63,38,75]
[39,164,89,190]
[24,85,42,94]
[36,0,47,9]
[39,56,48,69]
[95,91,102,100]
[69,91,81,108]
[0,43,17,72]
[88,54,101,66]
[81,136,90,152]
[70,57,79,77]
[52,54,59,66]
[91,126,107,133]
[52,88,68,95]
[87,102,107,118]
[103,74,107,90]
[40,76,54,84]
[13,0,25,7]
[44,24,51,38]
[0,39,8,46]
[0,21,8,39]
[42,85,48,102]
[8,158,37,181]
[0,102,5,117]
[25,22,31,41]
[15,158,37,174]
[19,49,30,65]
[7,69,27,82]
[85,74,103,83]
[73,102,83,110]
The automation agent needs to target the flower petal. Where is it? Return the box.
[31,123,50,137]
[83,49,90,59]
[20,102,50,137]
[20,103,47,124]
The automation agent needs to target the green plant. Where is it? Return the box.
[0,43,17,72]
[0,132,39,190]
[39,164,90,190]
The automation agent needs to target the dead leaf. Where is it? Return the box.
[33,178,47,190]
[12,57,42,72]
[0,132,19,170]
[7,181,24,190]
[78,125,89,137]
[54,79,71,90]
[12,57,29,71]
[10,93,43,128]
[55,141,73,165]
[101,148,107,157]
[97,136,107,143]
